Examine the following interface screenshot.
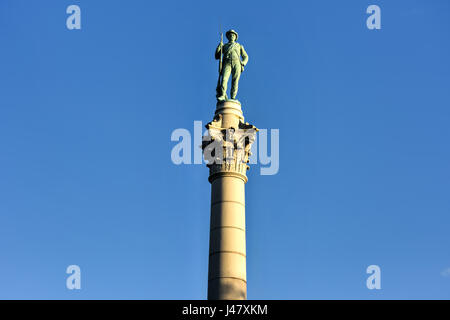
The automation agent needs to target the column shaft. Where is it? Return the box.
[208,175,247,300]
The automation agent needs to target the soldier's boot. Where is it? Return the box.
[216,85,227,101]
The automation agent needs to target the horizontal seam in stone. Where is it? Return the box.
[209,250,246,258]
[208,276,247,284]
[210,226,245,232]
[211,200,245,207]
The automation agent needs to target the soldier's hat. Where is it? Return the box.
[226,29,238,40]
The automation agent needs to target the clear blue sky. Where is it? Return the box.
[1,0,449,299]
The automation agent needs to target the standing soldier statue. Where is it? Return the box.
[215,29,249,101]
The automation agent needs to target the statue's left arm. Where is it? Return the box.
[240,45,249,66]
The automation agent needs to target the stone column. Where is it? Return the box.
[202,100,257,300]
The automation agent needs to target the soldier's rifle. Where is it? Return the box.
[216,31,223,95]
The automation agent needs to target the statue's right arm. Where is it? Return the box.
[214,43,222,60]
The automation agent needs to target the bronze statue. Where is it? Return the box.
[215,29,249,101]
